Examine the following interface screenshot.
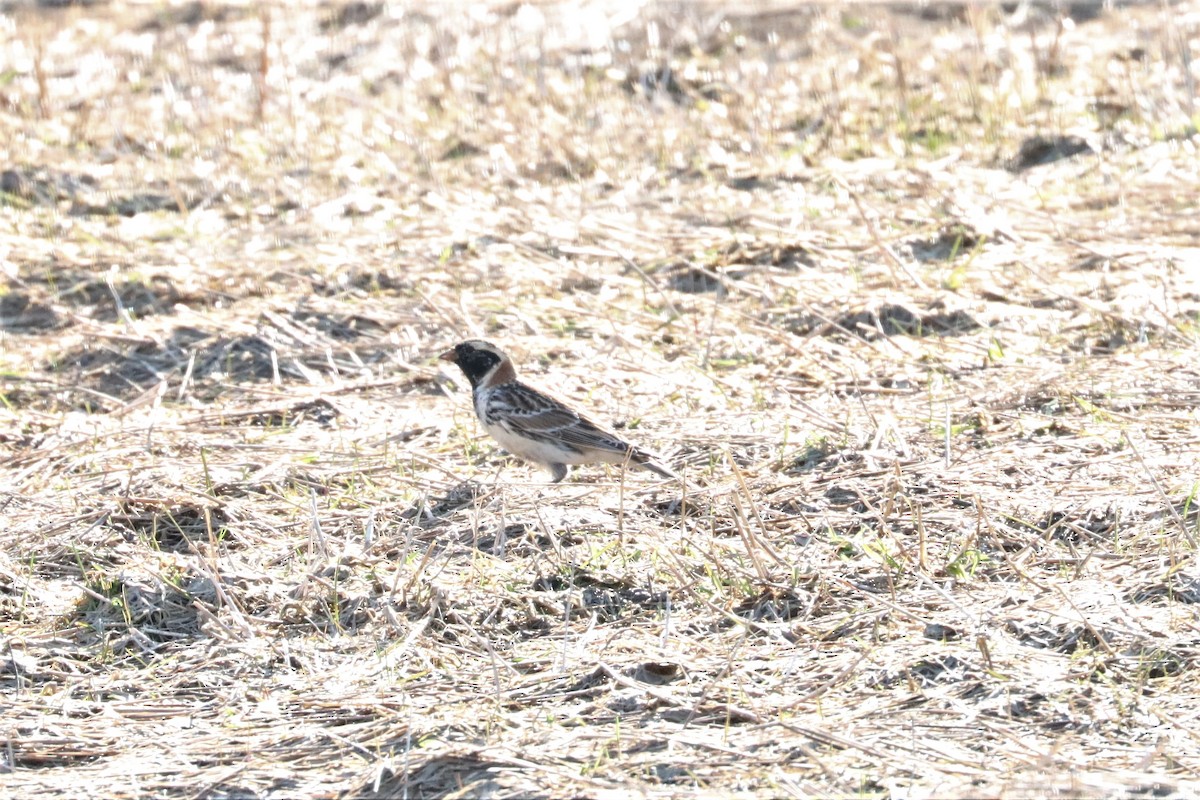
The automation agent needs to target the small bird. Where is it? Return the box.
[439,340,678,483]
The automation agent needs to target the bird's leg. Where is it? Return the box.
[549,463,569,483]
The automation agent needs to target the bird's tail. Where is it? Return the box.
[631,449,680,481]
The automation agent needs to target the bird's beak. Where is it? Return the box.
[438,348,458,363]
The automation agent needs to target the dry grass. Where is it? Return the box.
[2,1,1199,797]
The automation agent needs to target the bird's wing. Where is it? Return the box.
[488,385,633,456]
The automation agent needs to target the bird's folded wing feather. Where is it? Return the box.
[493,392,632,455]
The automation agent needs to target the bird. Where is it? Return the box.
[439,339,679,483]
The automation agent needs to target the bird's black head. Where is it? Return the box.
[439,340,509,388]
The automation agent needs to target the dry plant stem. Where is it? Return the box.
[833,174,928,290]
[617,462,626,542]
[415,286,472,337]
[617,252,680,317]
[1121,430,1198,549]
[1052,586,1117,657]
[256,5,270,124]
[915,499,929,573]
[33,33,48,119]
[943,401,951,468]
[728,455,786,568]
[732,498,770,582]
[202,509,251,637]
[309,490,329,559]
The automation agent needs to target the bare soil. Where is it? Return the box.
[2,1,1199,798]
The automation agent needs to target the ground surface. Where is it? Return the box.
[2,1,1199,798]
